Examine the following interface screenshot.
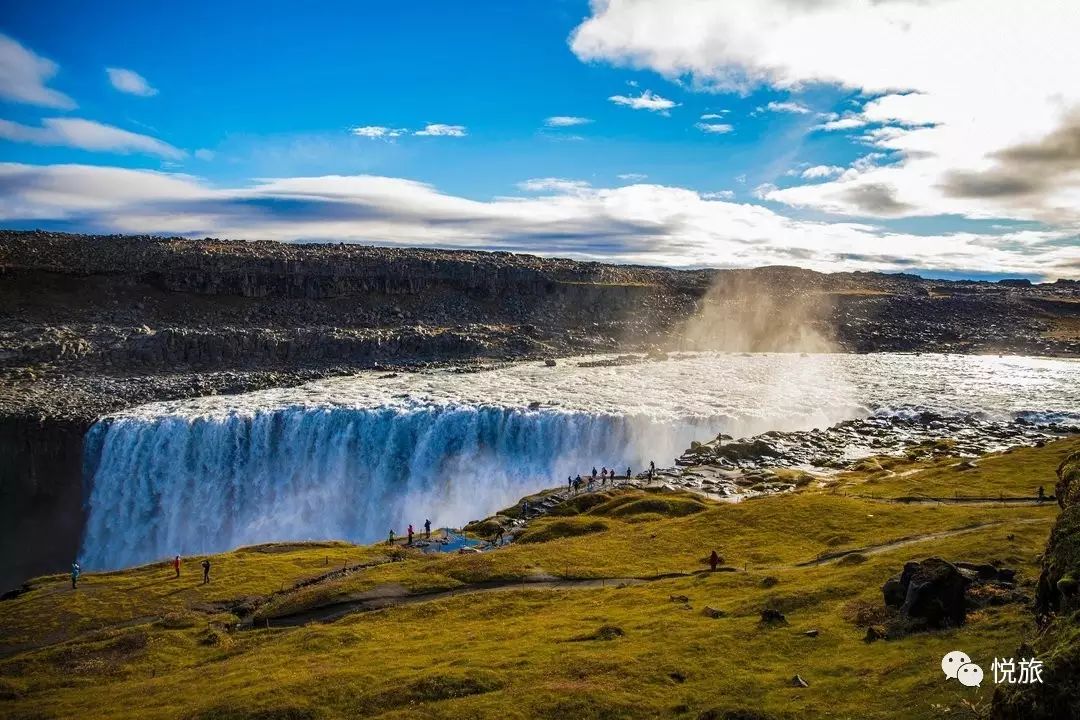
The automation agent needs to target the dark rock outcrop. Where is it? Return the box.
[992,451,1080,720]
[883,558,969,630]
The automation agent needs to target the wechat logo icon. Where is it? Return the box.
[942,650,983,688]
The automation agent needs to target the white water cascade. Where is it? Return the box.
[80,404,721,569]
[80,352,1080,570]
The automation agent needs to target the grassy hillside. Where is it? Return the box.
[2,438,1077,720]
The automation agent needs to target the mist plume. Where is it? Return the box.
[671,271,837,353]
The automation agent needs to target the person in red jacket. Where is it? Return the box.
[173,555,181,578]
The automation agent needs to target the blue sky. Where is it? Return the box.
[1,1,1077,279]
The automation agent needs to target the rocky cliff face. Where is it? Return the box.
[992,452,1080,719]
[0,414,86,593]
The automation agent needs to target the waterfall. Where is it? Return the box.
[79,403,719,569]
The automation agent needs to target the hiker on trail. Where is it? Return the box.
[71,561,80,589]
[201,559,211,585]
[626,467,632,480]
[649,460,656,479]
[592,467,598,480]
[601,467,608,479]
[408,524,415,545]
[388,529,395,545]
[424,519,432,539]
[173,555,181,579]
[709,550,720,572]
[1037,485,1046,503]
[574,476,582,493]
[568,476,573,491]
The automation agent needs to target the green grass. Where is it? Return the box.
[830,437,1080,499]
[1,438,1075,720]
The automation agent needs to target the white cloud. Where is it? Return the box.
[570,0,1080,225]
[106,67,158,97]
[0,118,183,159]
[545,116,592,127]
[351,125,407,139]
[517,177,593,195]
[802,165,844,179]
[414,123,467,137]
[752,183,778,199]
[700,112,727,120]
[0,33,75,109]
[703,190,735,200]
[194,149,216,161]
[617,173,647,181]
[766,101,811,114]
[695,122,733,135]
[1,162,1075,278]
[608,89,677,113]
[814,116,867,132]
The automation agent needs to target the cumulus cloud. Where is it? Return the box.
[0,162,1075,278]
[545,116,592,127]
[570,0,1080,225]
[802,165,844,179]
[700,112,728,120]
[106,67,158,97]
[0,118,183,159]
[351,125,408,139]
[695,122,733,135]
[0,33,75,108]
[414,123,467,137]
[609,89,677,113]
[943,111,1080,207]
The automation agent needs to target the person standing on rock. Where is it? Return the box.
[407,524,415,545]
[568,476,573,491]
[709,550,720,572]
[201,559,211,585]
[424,519,431,539]
[592,467,598,481]
[650,460,656,479]
[173,555,181,579]
[626,467,632,481]
[574,475,582,494]
[71,560,80,589]
[388,529,395,545]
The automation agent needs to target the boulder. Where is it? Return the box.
[883,558,969,629]
[759,608,787,625]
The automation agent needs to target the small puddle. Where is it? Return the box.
[418,530,485,554]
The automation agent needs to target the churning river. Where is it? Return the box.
[80,352,1080,569]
